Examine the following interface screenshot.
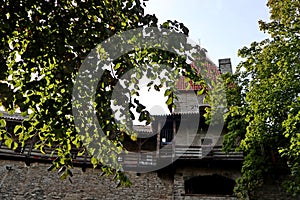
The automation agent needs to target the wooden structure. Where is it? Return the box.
[0,109,243,170]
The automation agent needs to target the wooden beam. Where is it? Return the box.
[172,119,176,158]
[156,121,161,157]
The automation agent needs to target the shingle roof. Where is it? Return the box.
[132,125,152,133]
[0,111,26,121]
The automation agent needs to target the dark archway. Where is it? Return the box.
[185,174,235,195]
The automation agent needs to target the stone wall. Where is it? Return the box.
[0,160,173,200]
[174,92,205,113]
[0,159,298,200]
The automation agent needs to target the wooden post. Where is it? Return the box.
[172,118,176,158]
[156,121,161,158]
[137,138,141,167]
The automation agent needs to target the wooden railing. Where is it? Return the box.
[117,152,158,169]
[0,143,243,168]
[175,145,243,160]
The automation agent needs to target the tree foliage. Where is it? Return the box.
[0,0,207,184]
[223,0,300,198]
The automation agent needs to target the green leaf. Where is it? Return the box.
[166,96,173,105]
[12,142,18,150]
[4,137,13,149]
[91,157,98,166]
[164,89,172,97]
[197,87,205,95]
[14,125,22,134]
[154,84,160,91]
[0,119,6,128]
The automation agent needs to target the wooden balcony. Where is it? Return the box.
[0,111,242,170]
[0,142,243,170]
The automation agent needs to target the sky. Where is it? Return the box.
[130,0,271,121]
[144,0,270,72]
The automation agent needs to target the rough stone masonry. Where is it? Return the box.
[0,160,298,200]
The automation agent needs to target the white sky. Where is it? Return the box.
[144,0,270,71]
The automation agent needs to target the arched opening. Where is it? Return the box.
[184,174,235,196]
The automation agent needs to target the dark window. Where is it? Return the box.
[6,122,15,135]
[185,174,235,195]
[161,129,173,144]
